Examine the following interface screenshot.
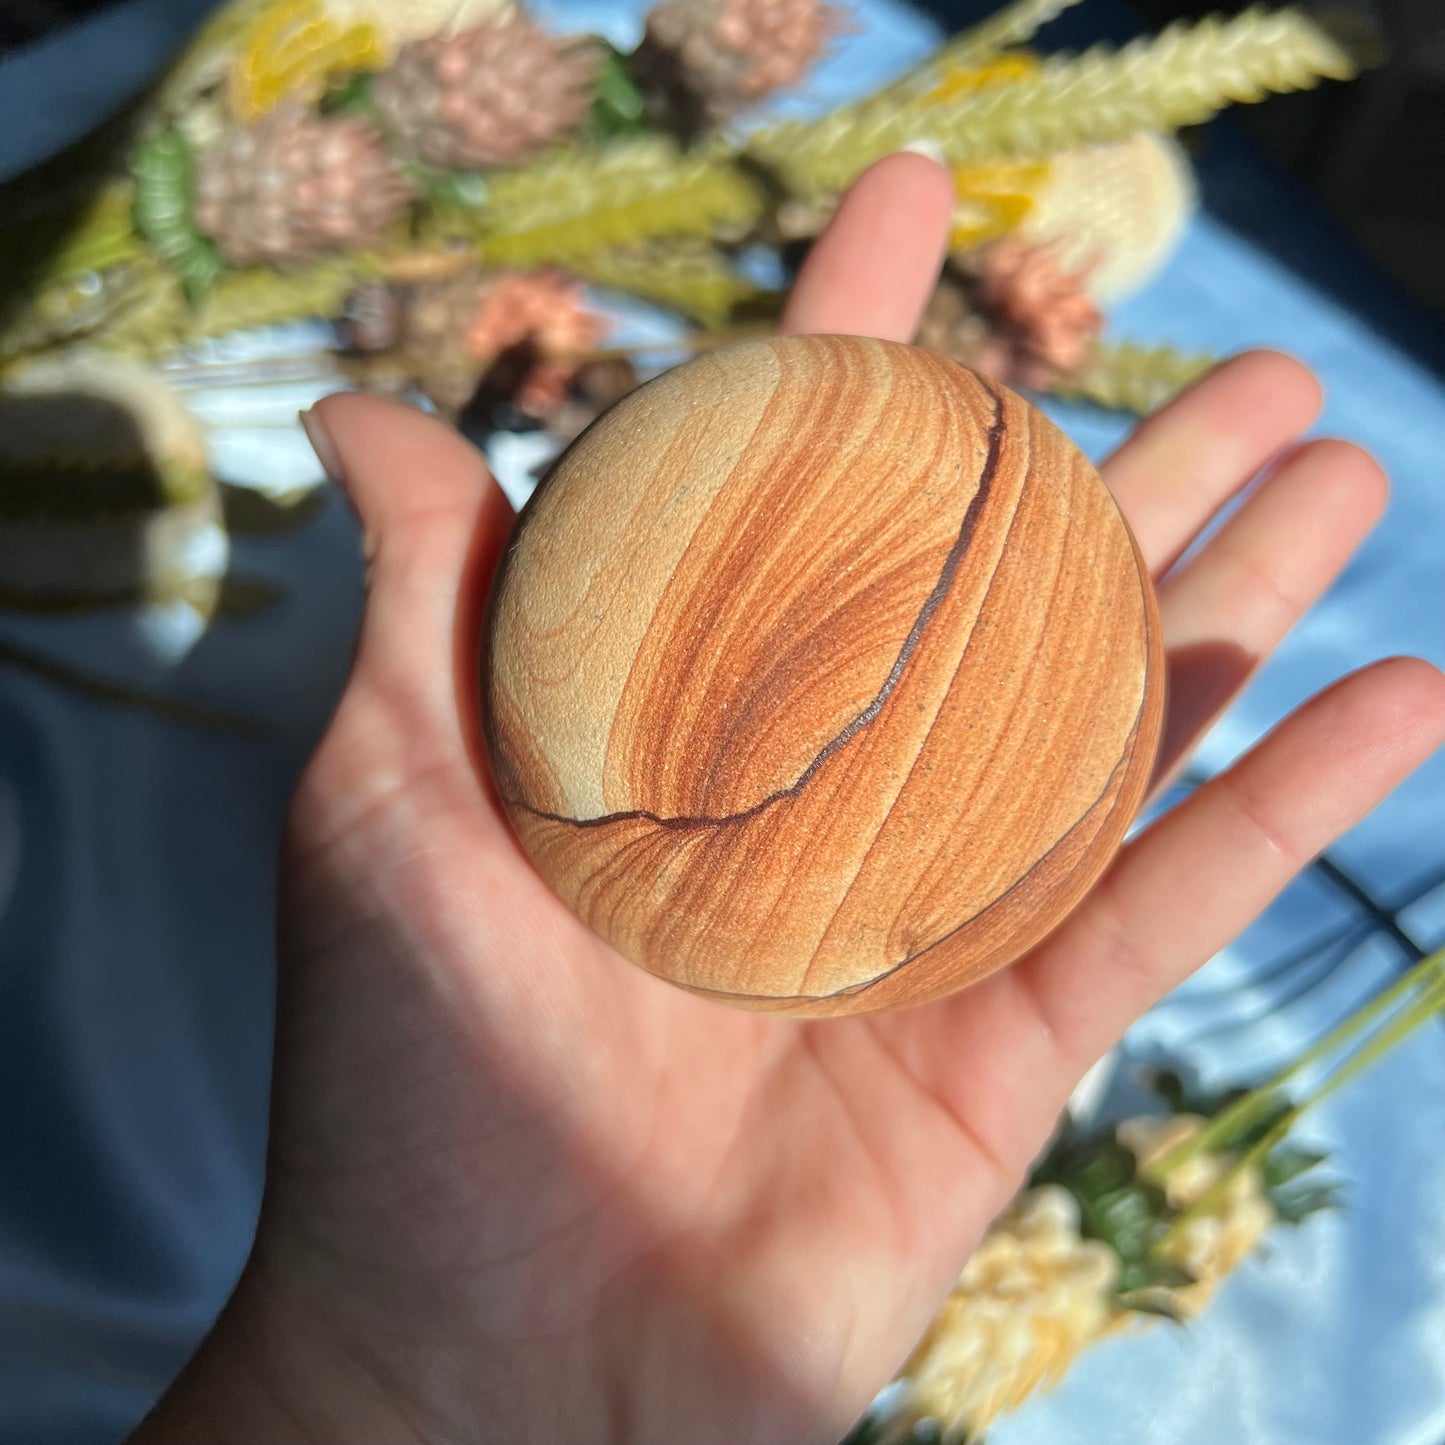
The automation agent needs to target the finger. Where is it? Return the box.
[1014,657,1445,1077]
[302,393,513,722]
[870,659,1445,1182]
[1152,439,1389,781]
[780,151,954,342]
[1101,351,1323,576]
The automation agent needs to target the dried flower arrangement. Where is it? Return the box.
[0,0,1356,680]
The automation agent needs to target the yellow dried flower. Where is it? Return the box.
[923,56,1051,248]
[1118,1115,1276,1316]
[921,50,1041,103]
[893,1185,1118,1442]
[881,1105,1293,1442]
[229,0,386,122]
[948,156,1053,249]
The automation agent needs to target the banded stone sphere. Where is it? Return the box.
[484,336,1164,1016]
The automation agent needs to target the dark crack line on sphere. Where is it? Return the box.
[680,697,1148,1007]
[505,379,1008,832]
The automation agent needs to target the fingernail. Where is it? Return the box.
[300,407,345,489]
[901,138,947,165]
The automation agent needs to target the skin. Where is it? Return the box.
[133,154,1445,1445]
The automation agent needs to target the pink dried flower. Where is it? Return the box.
[465,271,607,416]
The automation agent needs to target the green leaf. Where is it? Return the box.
[1092,1184,1165,1256]
[1027,1126,1091,1188]
[1145,1068,1250,1121]
[1116,1286,1190,1324]
[1068,1139,1137,1201]
[1148,1069,1189,1113]
[1118,1258,1195,1293]
[1034,1136,1174,1267]
[1262,1145,1329,1190]
[591,44,649,141]
[409,163,490,211]
[177,246,225,305]
[1271,1181,1344,1226]
[1212,1092,1295,1154]
[322,70,375,115]
[131,130,224,304]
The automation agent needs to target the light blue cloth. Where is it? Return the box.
[0,3,1442,1443]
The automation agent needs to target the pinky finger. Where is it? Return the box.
[1014,656,1445,1074]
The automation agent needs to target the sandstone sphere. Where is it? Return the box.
[484,335,1163,1015]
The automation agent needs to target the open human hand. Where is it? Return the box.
[136,155,1445,1445]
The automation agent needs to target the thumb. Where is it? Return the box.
[302,394,514,729]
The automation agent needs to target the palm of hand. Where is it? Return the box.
[152,158,1445,1445]
[276,720,1010,1444]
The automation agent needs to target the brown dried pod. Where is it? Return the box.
[193,103,412,268]
[371,16,596,170]
[547,357,641,445]
[484,336,1163,1015]
[339,281,404,353]
[917,247,1106,395]
[635,0,841,133]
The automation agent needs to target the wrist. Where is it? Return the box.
[128,1252,428,1445]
